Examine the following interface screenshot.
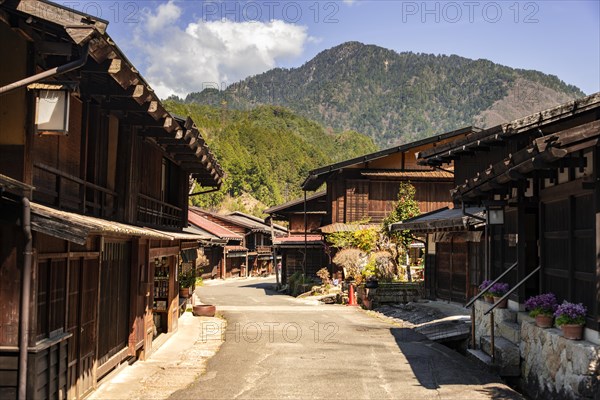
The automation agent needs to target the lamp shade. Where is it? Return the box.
[34,89,70,135]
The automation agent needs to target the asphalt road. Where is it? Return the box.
[171,278,523,400]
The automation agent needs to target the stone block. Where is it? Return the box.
[480,336,520,377]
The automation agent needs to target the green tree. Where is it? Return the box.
[382,182,420,281]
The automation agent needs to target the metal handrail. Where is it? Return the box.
[484,266,541,315]
[465,261,518,309]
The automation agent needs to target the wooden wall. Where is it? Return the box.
[328,174,453,224]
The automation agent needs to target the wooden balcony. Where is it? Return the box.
[32,163,118,218]
[137,194,182,229]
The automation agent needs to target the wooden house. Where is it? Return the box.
[301,127,477,226]
[187,210,245,279]
[0,2,223,399]
[265,191,329,283]
[395,93,600,398]
[299,127,477,279]
[189,209,287,277]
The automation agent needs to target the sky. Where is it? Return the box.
[59,1,600,99]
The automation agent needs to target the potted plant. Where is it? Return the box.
[479,280,494,303]
[488,282,510,308]
[554,301,587,340]
[178,269,195,298]
[524,293,558,328]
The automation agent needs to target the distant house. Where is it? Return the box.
[0,1,223,399]
[187,210,244,279]
[190,209,287,277]
[393,93,600,399]
[265,191,329,283]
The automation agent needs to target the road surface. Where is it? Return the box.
[171,278,522,400]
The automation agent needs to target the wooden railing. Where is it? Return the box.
[137,194,182,229]
[33,163,118,218]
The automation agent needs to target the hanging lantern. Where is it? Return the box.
[30,84,71,135]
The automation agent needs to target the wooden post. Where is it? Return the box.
[92,236,103,390]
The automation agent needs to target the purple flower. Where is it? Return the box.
[554,301,587,326]
[525,293,558,316]
[479,279,493,292]
[489,282,510,297]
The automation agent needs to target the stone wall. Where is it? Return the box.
[520,321,599,400]
[473,299,516,343]
[357,282,423,309]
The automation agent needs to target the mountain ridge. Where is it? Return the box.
[184,41,584,148]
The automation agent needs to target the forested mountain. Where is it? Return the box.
[185,42,584,147]
[164,101,377,213]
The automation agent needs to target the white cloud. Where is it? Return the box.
[145,1,181,33]
[133,3,311,99]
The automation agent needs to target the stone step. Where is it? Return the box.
[466,349,499,375]
[516,311,535,326]
[480,336,520,377]
[497,320,521,345]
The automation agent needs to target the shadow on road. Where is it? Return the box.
[239,282,285,296]
[389,327,523,399]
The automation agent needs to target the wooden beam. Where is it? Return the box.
[132,84,153,105]
[148,101,167,120]
[108,58,139,89]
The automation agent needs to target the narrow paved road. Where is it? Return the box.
[171,278,522,400]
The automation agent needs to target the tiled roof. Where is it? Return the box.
[319,223,380,234]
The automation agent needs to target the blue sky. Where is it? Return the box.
[61,1,599,98]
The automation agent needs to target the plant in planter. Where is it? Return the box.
[524,293,558,328]
[316,267,331,285]
[488,282,510,308]
[478,280,494,303]
[178,269,195,298]
[554,301,587,340]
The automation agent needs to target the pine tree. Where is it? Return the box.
[382,182,420,281]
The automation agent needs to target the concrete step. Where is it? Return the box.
[466,349,499,375]
[480,336,520,377]
[497,320,521,345]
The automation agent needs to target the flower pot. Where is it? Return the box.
[560,324,584,340]
[179,287,190,298]
[493,296,507,309]
[534,314,553,328]
[484,295,494,304]
[192,304,216,317]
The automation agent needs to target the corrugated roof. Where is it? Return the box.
[319,223,380,234]
[30,202,205,245]
[264,191,326,214]
[188,211,242,241]
[360,169,453,180]
[390,207,485,233]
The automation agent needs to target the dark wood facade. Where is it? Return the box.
[266,192,329,283]
[0,2,223,399]
[419,93,600,330]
